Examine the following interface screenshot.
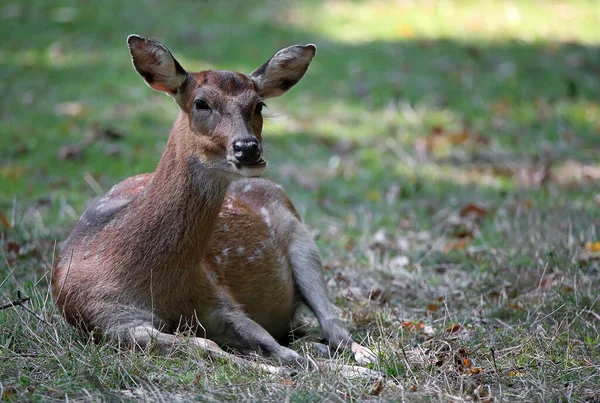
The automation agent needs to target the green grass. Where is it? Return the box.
[2,0,600,401]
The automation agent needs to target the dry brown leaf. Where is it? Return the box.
[444,238,472,253]
[6,241,20,257]
[585,241,600,252]
[446,324,462,333]
[447,131,470,145]
[278,379,295,387]
[508,303,525,311]
[427,303,439,313]
[508,370,524,377]
[368,378,384,396]
[402,321,424,331]
[459,203,488,219]
[0,213,10,229]
[540,272,564,288]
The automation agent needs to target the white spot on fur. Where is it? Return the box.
[135,176,145,181]
[260,207,271,228]
[222,248,229,257]
[248,248,264,262]
[214,255,222,265]
[243,184,252,192]
[236,246,245,256]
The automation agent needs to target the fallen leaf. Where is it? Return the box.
[508,370,525,377]
[278,379,295,387]
[540,272,564,288]
[444,238,472,253]
[427,303,439,313]
[469,367,483,374]
[6,241,20,256]
[459,203,488,219]
[463,357,471,368]
[585,242,600,252]
[508,303,525,311]
[58,144,84,160]
[430,125,444,135]
[0,213,10,229]
[55,101,86,117]
[447,131,470,145]
[368,378,384,396]
[446,324,462,333]
[402,321,424,331]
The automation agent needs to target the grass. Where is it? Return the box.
[2,0,600,401]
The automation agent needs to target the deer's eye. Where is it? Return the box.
[255,102,265,115]
[195,99,211,111]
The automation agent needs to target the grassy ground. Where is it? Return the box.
[2,0,600,401]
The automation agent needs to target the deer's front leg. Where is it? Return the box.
[209,291,305,366]
[288,227,378,365]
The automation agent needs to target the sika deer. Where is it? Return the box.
[52,35,376,373]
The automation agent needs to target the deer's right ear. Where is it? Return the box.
[127,35,188,96]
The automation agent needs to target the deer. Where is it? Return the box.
[52,35,377,375]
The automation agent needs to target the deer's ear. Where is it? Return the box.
[127,35,188,96]
[249,44,316,99]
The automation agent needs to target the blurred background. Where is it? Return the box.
[2,0,599,211]
[2,0,600,289]
[2,1,600,400]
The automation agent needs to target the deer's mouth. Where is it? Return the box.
[228,157,267,177]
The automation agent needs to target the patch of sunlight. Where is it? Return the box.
[1,48,213,75]
[266,99,466,145]
[415,162,512,191]
[284,0,600,44]
[1,48,116,69]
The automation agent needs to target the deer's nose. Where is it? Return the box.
[233,139,261,164]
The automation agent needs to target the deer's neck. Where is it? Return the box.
[123,118,230,269]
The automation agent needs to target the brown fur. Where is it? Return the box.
[52,36,376,370]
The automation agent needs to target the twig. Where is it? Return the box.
[1,290,52,327]
[490,348,503,397]
[0,290,30,310]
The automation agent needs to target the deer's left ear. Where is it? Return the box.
[249,44,316,99]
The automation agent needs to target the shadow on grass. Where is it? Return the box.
[1,0,599,215]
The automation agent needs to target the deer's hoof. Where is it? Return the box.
[351,342,378,365]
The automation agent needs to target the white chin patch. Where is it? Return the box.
[237,163,267,178]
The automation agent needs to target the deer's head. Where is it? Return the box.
[127,35,316,178]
